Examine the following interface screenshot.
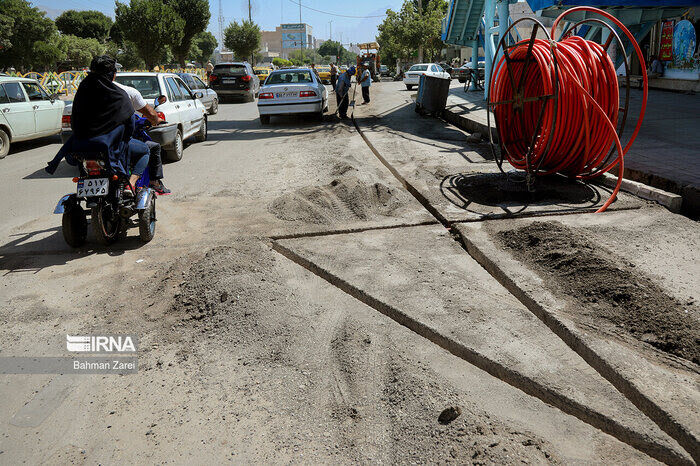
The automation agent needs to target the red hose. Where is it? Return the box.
[489,7,648,212]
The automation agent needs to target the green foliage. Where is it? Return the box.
[272,57,292,67]
[106,39,145,69]
[58,34,105,68]
[32,39,65,70]
[377,0,447,66]
[115,0,184,69]
[318,40,341,58]
[189,31,217,64]
[56,10,113,41]
[167,0,210,66]
[0,0,57,71]
[223,20,260,62]
[0,14,14,52]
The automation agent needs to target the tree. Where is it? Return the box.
[189,31,217,64]
[32,39,65,70]
[272,57,292,67]
[223,20,260,63]
[115,0,183,70]
[318,40,342,59]
[0,0,57,71]
[0,14,13,52]
[167,0,210,66]
[58,35,104,68]
[56,10,113,42]
[106,39,145,70]
[377,0,447,67]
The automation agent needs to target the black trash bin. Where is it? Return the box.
[415,74,451,116]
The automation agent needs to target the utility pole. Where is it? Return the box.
[329,20,333,41]
[299,0,303,62]
[248,0,254,65]
[218,0,225,52]
[418,0,423,62]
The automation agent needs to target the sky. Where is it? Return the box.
[36,0,404,46]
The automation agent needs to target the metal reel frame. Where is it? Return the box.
[485,14,633,188]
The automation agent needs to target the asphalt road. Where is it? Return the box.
[0,82,692,464]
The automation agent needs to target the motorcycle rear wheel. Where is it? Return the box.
[92,203,121,245]
[62,205,87,247]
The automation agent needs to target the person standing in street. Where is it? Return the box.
[330,63,338,89]
[335,65,355,120]
[206,61,214,80]
[358,63,371,104]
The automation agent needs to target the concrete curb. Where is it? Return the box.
[452,223,699,463]
[593,173,683,213]
[272,238,693,465]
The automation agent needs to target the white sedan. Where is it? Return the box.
[62,72,208,162]
[403,63,451,90]
[257,68,328,124]
[0,76,64,158]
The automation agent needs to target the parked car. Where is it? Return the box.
[402,63,451,90]
[177,72,218,115]
[253,67,272,84]
[457,60,485,83]
[0,76,64,158]
[438,62,458,79]
[316,66,331,84]
[257,68,328,125]
[61,72,207,162]
[379,64,391,77]
[208,62,260,102]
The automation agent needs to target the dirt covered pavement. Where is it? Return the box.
[0,82,697,463]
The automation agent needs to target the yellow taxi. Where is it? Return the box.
[316,65,331,84]
[253,67,272,83]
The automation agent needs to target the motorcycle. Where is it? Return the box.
[54,115,162,247]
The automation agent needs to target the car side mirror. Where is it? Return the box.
[194,91,203,99]
[49,92,59,103]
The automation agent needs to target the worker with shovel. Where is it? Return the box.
[335,65,355,120]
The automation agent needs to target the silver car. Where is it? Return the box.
[257,68,328,125]
[177,72,218,115]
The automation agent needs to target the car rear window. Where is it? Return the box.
[214,64,247,75]
[266,71,313,85]
[409,65,428,71]
[114,76,161,99]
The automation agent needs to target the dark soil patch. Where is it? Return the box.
[498,222,699,364]
[441,173,600,208]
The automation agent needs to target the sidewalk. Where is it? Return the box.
[443,82,700,216]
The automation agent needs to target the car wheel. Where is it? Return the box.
[208,99,218,115]
[260,115,270,125]
[195,116,207,142]
[0,128,9,159]
[406,85,413,90]
[164,129,183,162]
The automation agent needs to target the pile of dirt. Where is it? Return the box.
[268,175,410,224]
[499,222,699,364]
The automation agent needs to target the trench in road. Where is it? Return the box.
[269,109,694,465]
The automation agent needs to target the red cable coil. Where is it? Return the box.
[489,7,648,212]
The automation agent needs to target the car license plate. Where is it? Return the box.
[222,78,235,83]
[77,178,109,197]
[275,92,297,98]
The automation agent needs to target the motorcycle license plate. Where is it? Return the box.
[275,92,297,98]
[77,178,108,197]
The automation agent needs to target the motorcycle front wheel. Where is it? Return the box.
[92,203,122,245]
[138,195,156,242]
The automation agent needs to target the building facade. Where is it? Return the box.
[260,23,315,60]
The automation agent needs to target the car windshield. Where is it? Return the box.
[266,71,313,85]
[409,65,429,71]
[254,69,268,75]
[114,76,161,99]
[214,64,247,75]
